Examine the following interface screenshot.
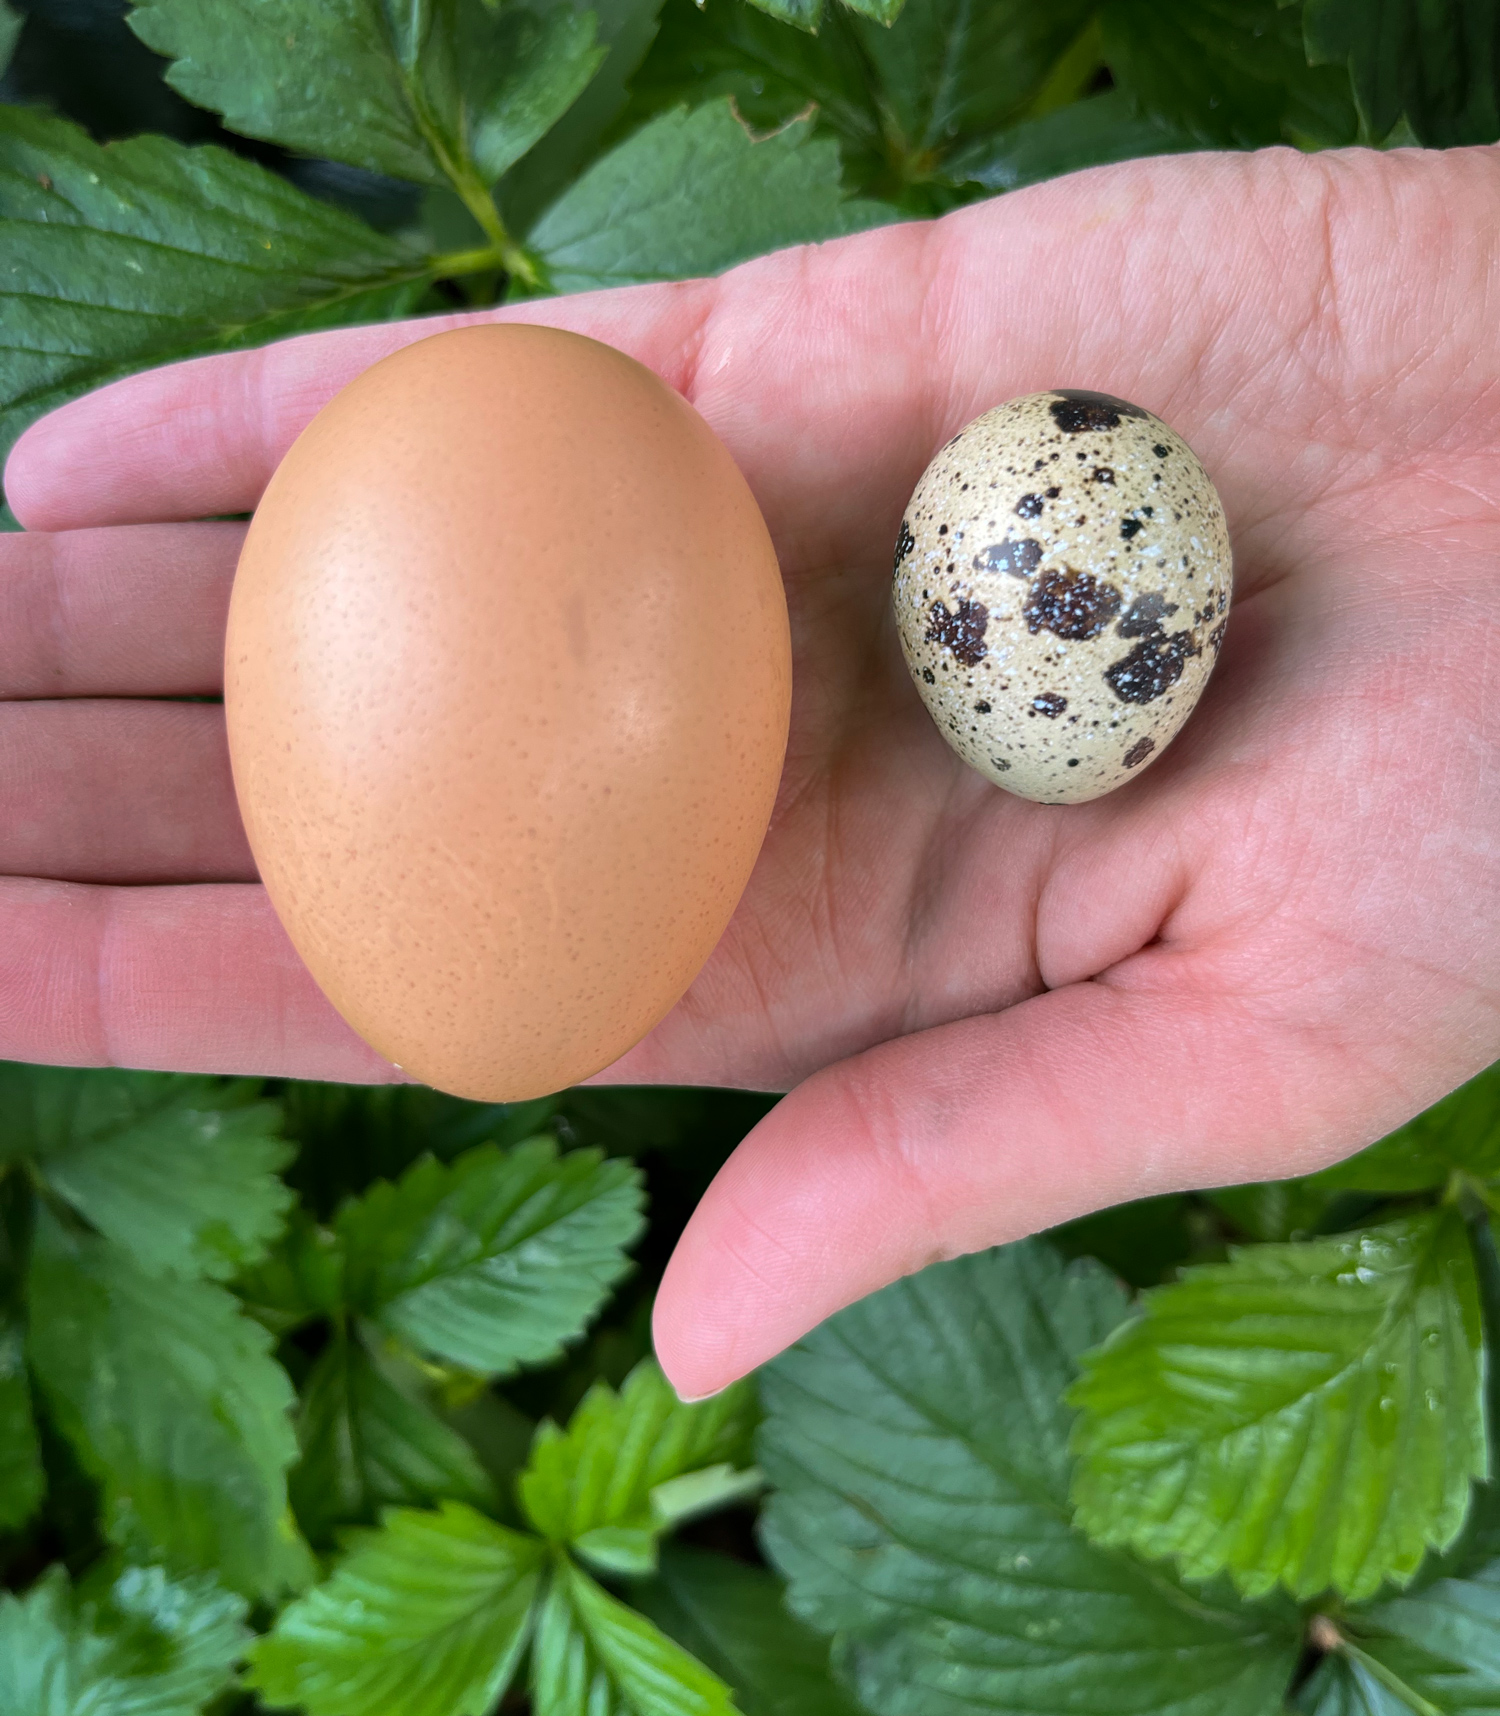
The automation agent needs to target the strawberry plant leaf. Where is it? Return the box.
[1303,0,1500,147]
[129,0,605,191]
[0,108,433,480]
[11,1068,293,1281]
[0,0,22,78]
[499,0,668,239]
[630,0,1100,204]
[26,1210,311,1599]
[289,1331,495,1546]
[633,1544,864,1716]
[947,89,1201,192]
[337,1138,644,1376]
[739,0,825,30]
[759,1240,1301,1716]
[1297,1558,1500,1714]
[0,1562,249,1716]
[850,0,1098,163]
[278,1080,559,1217]
[0,1313,42,1535]
[250,1501,542,1716]
[1070,1209,1486,1601]
[519,1358,756,1575]
[531,1557,735,1716]
[1306,1063,1500,1194]
[1101,0,1358,146]
[622,0,884,176]
[1204,1175,1349,1244]
[234,1207,347,1336]
[839,0,904,20]
[527,101,892,295]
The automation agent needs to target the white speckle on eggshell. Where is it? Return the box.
[892,389,1232,805]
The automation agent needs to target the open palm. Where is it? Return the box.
[5,143,1498,1398]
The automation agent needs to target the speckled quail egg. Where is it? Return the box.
[892,389,1231,804]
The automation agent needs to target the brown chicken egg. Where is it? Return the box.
[225,323,791,1100]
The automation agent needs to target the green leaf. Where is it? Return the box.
[338,1138,644,1376]
[740,0,825,30]
[634,0,1098,198]
[279,1080,560,1218]
[0,1562,248,1716]
[1205,1175,1352,1244]
[623,0,884,171]
[0,1312,43,1534]
[518,1358,756,1573]
[839,0,904,19]
[1101,0,1359,147]
[528,101,893,294]
[634,1544,864,1716]
[10,1067,294,1281]
[0,109,433,478]
[290,1331,496,1546]
[947,89,1201,193]
[499,0,669,238]
[249,1502,543,1716]
[26,1209,310,1598]
[759,1240,1301,1716]
[1070,1209,1486,1601]
[1308,1064,1500,1194]
[1298,1559,1500,1714]
[851,0,1098,159]
[234,1207,347,1335]
[0,0,23,80]
[129,0,605,192]
[1303,0,1500,147]
[531,1557,735,1716]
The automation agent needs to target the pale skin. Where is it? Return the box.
[3,144,1498,1400]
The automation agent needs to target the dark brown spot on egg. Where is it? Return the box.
[1023,566,1122,640]
[1105,632,1200,703]
[1116,593,1179,637]
[973,537,1042,578]
[1050,390,1149,433]
[1123,736,1156,768]
[1209,619,1227,653]
[1153,443,1170,458]
[1016,493,1045,519]
[1120,517,1145,541]
[1093,467,1115,485]
[893,519,915,571]
[975,700,991,713]
[926,598,989,667]
[1032,692,1067,718]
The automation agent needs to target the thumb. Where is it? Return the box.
[649,977,1438,1402]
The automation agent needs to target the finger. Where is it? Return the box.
[651,972,1497,1400]
[0,701,254,883]
[0,876,400,1080]
[0,523,242,697]
[3,286,718,530]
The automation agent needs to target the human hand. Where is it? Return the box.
[5,144,1498,1400]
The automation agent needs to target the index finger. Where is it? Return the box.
[1,281,699,532]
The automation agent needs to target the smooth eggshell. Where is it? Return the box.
[226,323,791,1100]
[893,390,1232,804]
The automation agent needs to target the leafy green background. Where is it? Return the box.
[4,1058,1500,1715]
[3,0,1500,1709]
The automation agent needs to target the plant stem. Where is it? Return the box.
[406,85,545,293]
